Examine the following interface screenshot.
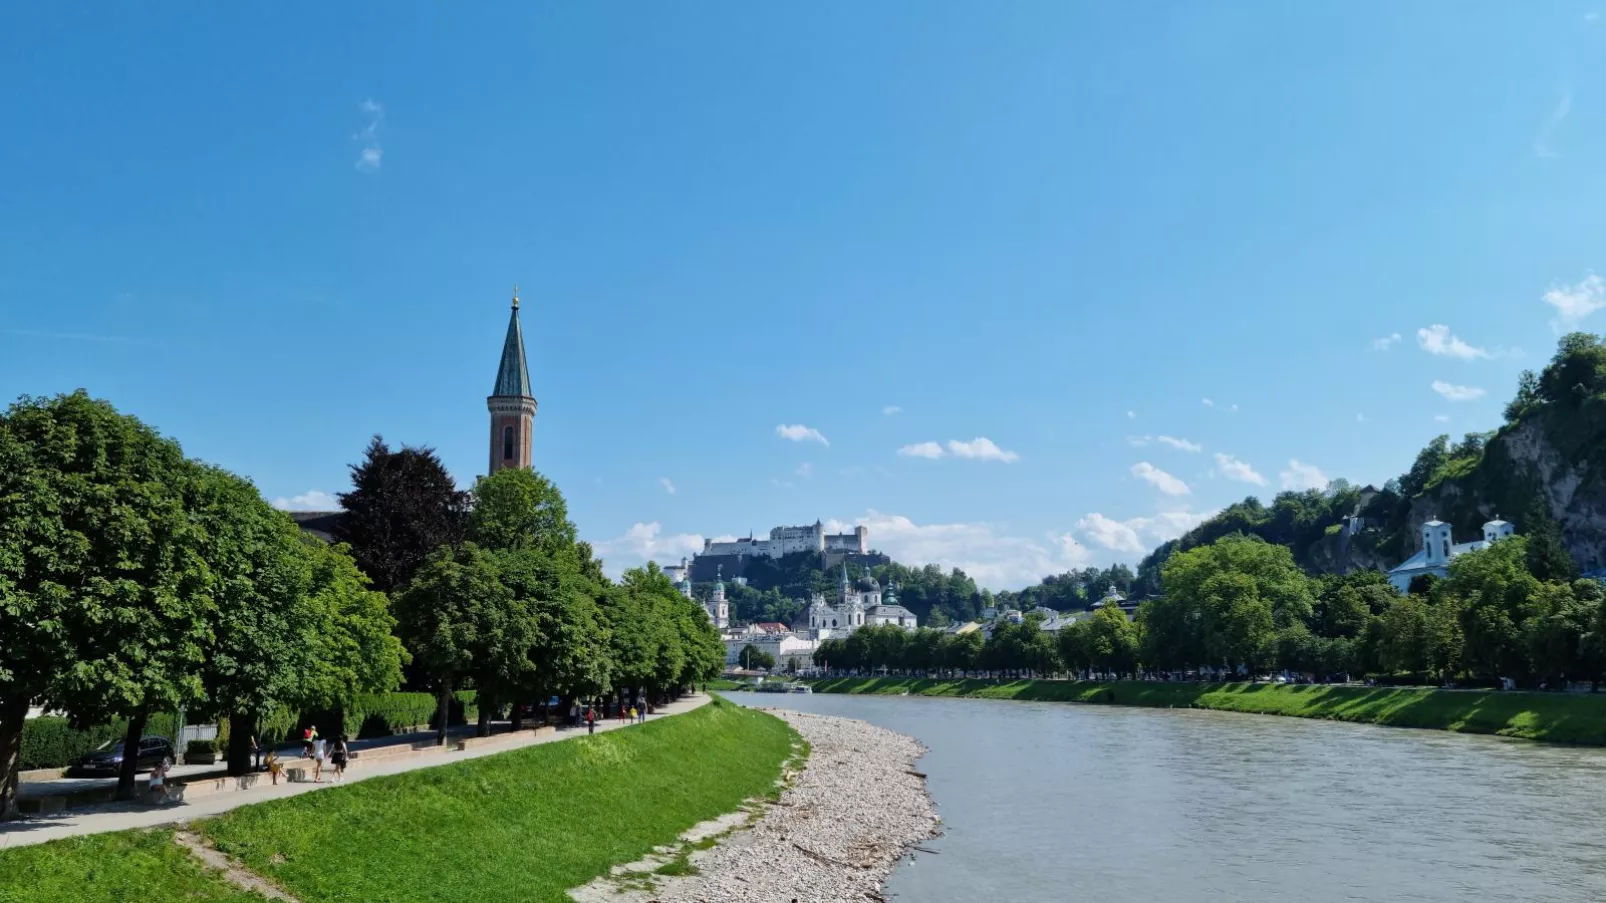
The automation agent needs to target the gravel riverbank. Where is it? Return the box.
[572,709,939,903]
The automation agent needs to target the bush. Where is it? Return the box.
[20,714,179,771]
[185,739,216,757]
[346,693,438,739]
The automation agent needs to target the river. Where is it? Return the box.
[726,690,1606,902]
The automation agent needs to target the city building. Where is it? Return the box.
[678,566,729,629]
[1386,517,1516,592]
[806,564,918,638]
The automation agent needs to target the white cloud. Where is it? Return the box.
[1157,435,1202,453]
[1587,10,1600,22]
[595,522,704,578]
[1213,452,1267,487]
[1435,414,1451,423]
[1356,413,1367,423]
[272,490,340,511]
[776,424,829,446]
[1201,398,1214,407]
[659,477,676,495]
[354,99,383,172]
[1127,436,1150,448]
[1431,380,1486,402]
[1131,462,1191,496]
[946,437,1020,463]
[1543,272,1606,327]
[1534,86,1573,158]
[1416,324,1490,360]
[1126,410,1137,419]
[795,462,813,477]
[882,405,902,416]
[1280,459,1330,491]
[1371,332,1403,351]
[897,441,945,459]
[824,510,1095,590]
[1076,510,1217,556]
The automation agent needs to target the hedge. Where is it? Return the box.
[20,714,179,771]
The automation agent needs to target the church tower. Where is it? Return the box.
[488,286,537,474]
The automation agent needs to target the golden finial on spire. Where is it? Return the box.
[511,284,520,310]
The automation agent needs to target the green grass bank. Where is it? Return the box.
[808,677,1606,745]
[0,698,796,903]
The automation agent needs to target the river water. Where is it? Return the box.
[726,690,1606,902]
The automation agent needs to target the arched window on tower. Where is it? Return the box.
[502,425,514,461]
[1443,538,1450,560]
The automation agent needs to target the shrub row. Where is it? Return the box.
[19,714,179,771]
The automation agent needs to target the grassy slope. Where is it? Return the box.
[809,677,1606,744]
[200,698,794,903]
[0,830,263,903]
[0,699,795,903]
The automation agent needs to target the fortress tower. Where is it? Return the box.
[488,286,537,474]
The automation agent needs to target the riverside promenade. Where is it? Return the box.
[1,694,710,850]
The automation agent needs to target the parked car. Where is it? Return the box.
[69,736,175,776]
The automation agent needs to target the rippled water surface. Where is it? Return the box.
[726,690,1606,902]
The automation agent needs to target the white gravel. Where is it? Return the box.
[573,709,940,903]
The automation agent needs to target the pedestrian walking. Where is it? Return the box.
[628,705,638,724]
[586,706,596,734]
[331,735,349,783]
[301,725,318,759]
[266,750,282,785]
[312,735,327,783]
[250,734,263,772]
[638,705,647,724]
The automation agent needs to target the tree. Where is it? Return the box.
[1505,369,1542,422]
[1537,332,1606,406]
[1401,435,1452,497]
[1524,497,1577,583]
[334,436,469,594]
[469,468,577,553]
[394,544,526,745]
[1079,605,1139,676]
[1160,535,1315,673]
[1,393,218,804]
[738,644,775,671]
[1443,537,1538,680]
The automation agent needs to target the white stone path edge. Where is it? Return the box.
[0,694,712,850]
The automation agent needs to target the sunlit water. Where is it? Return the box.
[726,690,1606,902]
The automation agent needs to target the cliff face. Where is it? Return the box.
[1402,410,1606,573]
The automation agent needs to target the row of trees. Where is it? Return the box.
[0,393,406,812]
[815,530,1605,688]
[0,393,723,818]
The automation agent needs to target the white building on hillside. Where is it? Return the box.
[1386,517,1516,592]
[806,564,918,638]
[701,521,869,560]
[679,566,729,629]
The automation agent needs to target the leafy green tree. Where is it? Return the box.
[1444,537,1538,680]
[1078,605,1139,675]
[737,644,775,670]
[1377,595,1430,676]
[1315,571,1397,639]
[334,436,469,594]
[0,393,218,803]
[1401,435,1452,497]
[1161,536,1314,672]
[1523,497,1578,583]
[395,544,526,745]
[469,468,576,553]
[1505,369,1542,422]
[1537,332,1606,406]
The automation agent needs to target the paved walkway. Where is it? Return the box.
[1,694,711,850]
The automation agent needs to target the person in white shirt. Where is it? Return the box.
[312,736,327,783]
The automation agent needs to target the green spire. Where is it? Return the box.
[492,286,531,398]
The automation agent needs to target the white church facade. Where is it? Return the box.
[1386,517,1516,592]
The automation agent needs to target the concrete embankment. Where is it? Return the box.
[807,676,1606,745]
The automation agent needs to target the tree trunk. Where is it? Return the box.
[476,704,492,738]
[510,701,525,732]
[115,709,148,801]
[0,695,28,821]
[436,678,452,746]
[227,712,255,777]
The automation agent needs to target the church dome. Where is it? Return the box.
[858,573,880,591]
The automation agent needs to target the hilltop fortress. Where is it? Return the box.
[701,521,869,560]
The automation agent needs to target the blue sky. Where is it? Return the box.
[4,3,1606,588]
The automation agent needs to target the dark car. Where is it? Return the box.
[69,736,175,776]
